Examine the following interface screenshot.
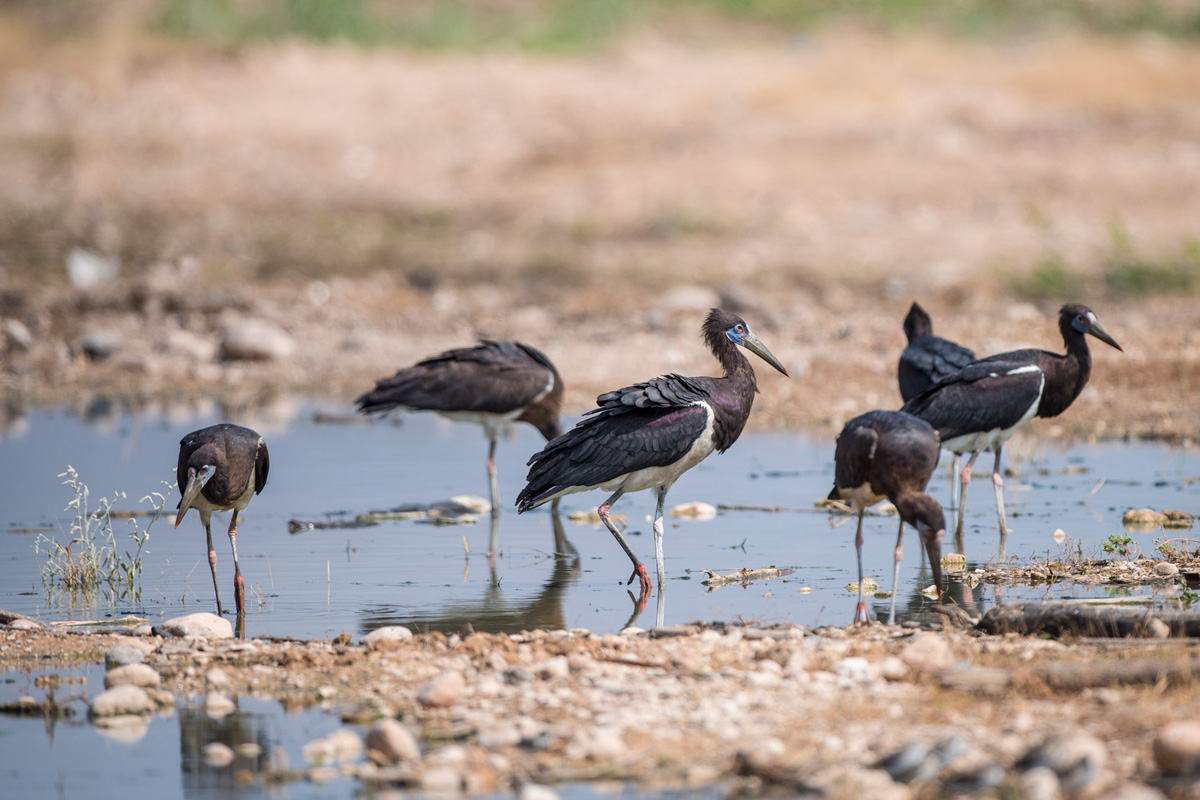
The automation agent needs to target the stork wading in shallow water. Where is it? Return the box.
[898,301,976,401]
[901,304,1123,545]
[898,301,977,506]
[356,340,564,520]
[829,410,946,625]
[175,424,270,615]
[515,308,789,606]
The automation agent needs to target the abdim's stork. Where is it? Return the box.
[516,308,789,603]
[902,304,1122,542]
[898,301,976,505]
[175,424,270,615]
[356,340,564,516]
[898,301,976,401]
[829,410,946,625]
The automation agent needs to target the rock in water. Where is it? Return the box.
[90,685,155,717]
[158,613,233,639]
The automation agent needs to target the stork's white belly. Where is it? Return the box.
[435,408,525,431]
[944,366,1044,455]
[942,396,1041,455]
[194,468,258,515]
[564,404,718,499]
[840,483,887,514]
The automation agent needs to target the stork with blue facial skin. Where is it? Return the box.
[175,423,270,615]
[829,410,946,625]
[356,340,564,519]
[901,303,1122,543]
[515,308,789,603]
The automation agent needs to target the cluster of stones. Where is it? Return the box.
[5,612,1200,797]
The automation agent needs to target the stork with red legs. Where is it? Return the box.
[516,309,789,609]
[175,423,270,616]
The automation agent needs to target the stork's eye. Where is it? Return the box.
[735,324,745,334]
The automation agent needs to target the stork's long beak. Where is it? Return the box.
[1086,319,1123,352]
[175,465,215,528]
[742,333,790,377]
[922,524,945,603]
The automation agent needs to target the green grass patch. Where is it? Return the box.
[1011,238,1200,301]
[146,0,1200,52]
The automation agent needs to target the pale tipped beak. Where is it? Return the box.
[742,332,790,378]
[175,464,215,528]
[920,523,945,603]
[1087,319,1123,353]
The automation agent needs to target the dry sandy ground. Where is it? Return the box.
[1,276,1197,444]
[1,28,1199,439]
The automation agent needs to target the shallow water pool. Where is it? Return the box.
[0,403,1196,637]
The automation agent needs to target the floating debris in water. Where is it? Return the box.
[1124,508,1167,529]
[846,577,879,594]
[670,501,717,520]
[701,567,793,587]
[1165,510,1196,529]
[1119,508,1193,531]
[290,496,491,533]
[567,509,625,527]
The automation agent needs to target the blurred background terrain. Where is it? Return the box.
[0,0,1198,437]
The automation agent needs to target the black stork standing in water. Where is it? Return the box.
[901,303,1122,544]
[356,340,564,520]
[829,410,946,625]
[898,301,976,402]
[175,423,270,616]
[515,308,789,607]
[898,301,977,506]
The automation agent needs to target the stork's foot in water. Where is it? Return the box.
[628,563,652,596]
[853,602,871,625]
[234,574,245,614]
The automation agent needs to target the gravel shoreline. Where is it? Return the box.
[4,613,1200,799]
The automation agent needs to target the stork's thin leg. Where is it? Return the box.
[950,453,961,509]
[652,486,668,589]
[992,446,1009,553]
[655,580,666,629]
[487,509,500,574]
[956,451,982,547]
[888,519,905,626]
[853,510,869,624]
[597,489,651,600]
[486,435,500,522]
[228,509,244,615]
[203,513,224,616]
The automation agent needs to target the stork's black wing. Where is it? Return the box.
[832,419,879,495]
[898,335,977,401]
[356,340,554,416]
[516,374,713,511]
[901,360,1044,441]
